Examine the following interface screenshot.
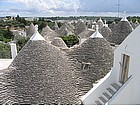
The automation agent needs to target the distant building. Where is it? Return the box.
[11,29,26,39]
[25,17,39,21]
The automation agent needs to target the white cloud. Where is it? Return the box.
[0,0,81,16]
[9,0,80,13]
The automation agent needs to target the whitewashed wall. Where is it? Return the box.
[82,25,140,105]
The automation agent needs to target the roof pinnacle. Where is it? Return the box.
[90,25,103,38]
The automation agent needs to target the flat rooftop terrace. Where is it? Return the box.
[0,59,13,71]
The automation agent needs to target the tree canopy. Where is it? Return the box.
[61,34,79,48]
[0,42,11,58]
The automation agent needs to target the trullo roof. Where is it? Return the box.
[107,17,133,45]
[0,31,84,105]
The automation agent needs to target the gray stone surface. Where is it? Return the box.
[0,27,114,105]
[107,21,133,45]
[57,23,74,36]
[0,40,83,105]
[51,37,68,49]
[109,22,116,31]
[26,23,36,37]
[75,21,87,35]
[66,38,113,92]
[100,26,112,39]
[41,25,58,42]
[78,29,94,40]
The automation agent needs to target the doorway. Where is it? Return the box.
[120,54,130,84]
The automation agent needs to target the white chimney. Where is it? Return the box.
[10,42,17,59]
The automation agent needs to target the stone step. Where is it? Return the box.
[111,83,121,91]
[106,88,115,96]
[102,92,111,100]
[95,100,103,105]
[116,82,122,87]
[99,96,108,104]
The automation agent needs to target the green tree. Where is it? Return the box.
[39,22,47,31]
[4,28,14,39]
[0,28,14,43]
[0,34,4,41]
[16,15,21,22]
[0,42,11,58]
[61,34,79,48]
[16,36,29,52]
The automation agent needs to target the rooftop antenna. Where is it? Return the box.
[117,0,120,18]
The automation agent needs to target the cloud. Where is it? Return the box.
[8,0,80,13]
[0,0,80,16]
[0,0,140,17]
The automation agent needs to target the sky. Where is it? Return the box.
[0,0,140,17]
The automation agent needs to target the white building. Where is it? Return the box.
[82,24,140,105]
[11,29,27,38]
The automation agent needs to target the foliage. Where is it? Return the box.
[114,18,121,23]
[57,22,63,28]
[127,16,140,23]
[0,17,27,29]
[16,36,30,52]
[33,20,55,32]
[61,34,79,48]
[0,42,11,58]
[0,28,14,43]
[15,15,27,27]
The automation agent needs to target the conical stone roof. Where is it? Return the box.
[30,25,45,41]
[107,20,133,45]
[87,20,94,29]
[51,37,68,49]
[67,22,75,30]
[54,21,59,32]
[109,21,116,31]
[0,35,85,104]
[75,20,87,35]
[78,29,94,39]
[26,23,36,37]
[100,26,112,39]
[97,17,104,30]
[90,25,103,38]
[66,37,113,91]
[59,27,73,36]
[41,25,58,42]
[58,23,74,36]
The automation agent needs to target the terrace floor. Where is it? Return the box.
[0,59,13,70]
